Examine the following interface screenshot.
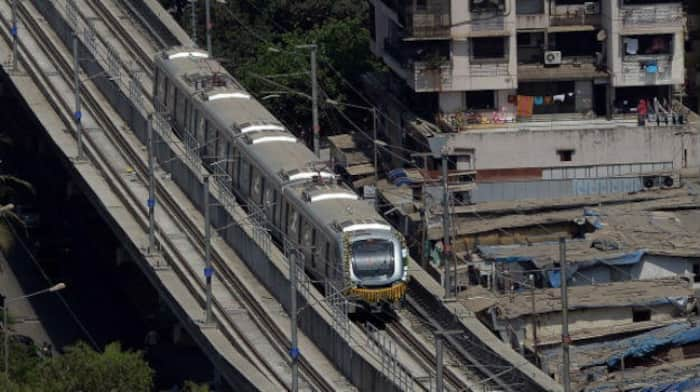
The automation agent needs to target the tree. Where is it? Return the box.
[161,0,383,139]
[182,380,210,392]
[30,342,154,392]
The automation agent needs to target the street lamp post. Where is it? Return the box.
[3,283,67,378]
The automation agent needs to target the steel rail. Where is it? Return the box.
[4,3,284,389]
[3,2,334,390]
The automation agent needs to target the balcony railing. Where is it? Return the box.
[413,62,452,92]
[621,57,673,84]
[550,11,601,26]
[621,5,683,27]
[409,24,451,38]
[471,16,506,32]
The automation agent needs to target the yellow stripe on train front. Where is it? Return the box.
[349,282,407,303]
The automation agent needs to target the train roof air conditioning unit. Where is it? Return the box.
[544,51,562,65]
[584,2,600,15]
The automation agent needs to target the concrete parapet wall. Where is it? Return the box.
[30,0,400,389]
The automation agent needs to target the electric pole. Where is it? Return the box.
[205,0,211,56]
[560,237,571,392]
[147,113,156,255]
[72,33,84,161]
[11,0,18,70]
[289,249,300,391]
[372,107,378,181]
[435,334,444,392]
[529,274,539,366]
[441,152,452,299]
[311,44,319,157]
[191,0,197,44]
[203,174,213,323]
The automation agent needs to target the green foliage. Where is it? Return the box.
[0,333,42,384]
[0,339,154,392]
[182,380,210,392]
[163,0,382,137]
[31,342,154,392]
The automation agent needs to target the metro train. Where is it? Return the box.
[153,47,409,308]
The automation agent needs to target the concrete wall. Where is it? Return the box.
[438,124,700,170]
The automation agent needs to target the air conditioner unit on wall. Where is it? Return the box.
[544,51,562,65]
[584,2,600,15]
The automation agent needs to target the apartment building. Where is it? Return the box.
[368,0,698,200]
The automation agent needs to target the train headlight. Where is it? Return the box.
[401,248,408,259]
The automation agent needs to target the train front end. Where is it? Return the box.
[341,222,409,304]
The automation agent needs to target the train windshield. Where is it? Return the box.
[351,239,395,279]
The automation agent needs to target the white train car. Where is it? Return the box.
[153,47,409,307]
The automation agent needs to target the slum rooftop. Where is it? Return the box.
[491,278,693,320]
[476,192,700,267]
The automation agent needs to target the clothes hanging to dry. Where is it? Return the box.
[517,95,534,117]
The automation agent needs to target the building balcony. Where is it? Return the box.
[411,61,513,93]
[620,3,684,31]
[620,56,674,86]
[550,11,601,29]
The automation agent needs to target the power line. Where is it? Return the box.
[1,214,100,350]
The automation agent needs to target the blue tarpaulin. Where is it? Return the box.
[547,250,646,287]
[636,378,700,392]
[581,322,700,369]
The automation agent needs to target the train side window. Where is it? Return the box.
[161,78,170,112]
[240,160,250,196]
[251,170,262,204]
[153,67,160,105]
[191,109,199,143]
[230,148,239,186]
[264,185,274,220]
[224,142,232,176]
[202,121,209,160]
[170,85,177,115]
[176,90,186,130]
[196,114,205,148]
[272,190,279,227]
[288,208,299,242]
[310,229,317,268]
[216,135,226,169]
[301,219,312,254]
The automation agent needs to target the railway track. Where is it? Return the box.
[8,1,541,391]
[2,1,337,390]
[406,280,546,392]
[69,2,522,391]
